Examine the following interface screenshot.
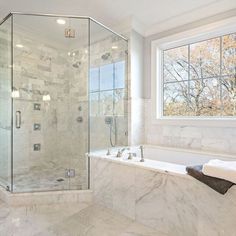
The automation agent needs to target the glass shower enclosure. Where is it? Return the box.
[0,13,128,193]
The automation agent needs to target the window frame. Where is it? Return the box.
[151,16,236,127]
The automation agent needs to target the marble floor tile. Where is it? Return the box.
[0,201,165,236]
[13,165,88,192]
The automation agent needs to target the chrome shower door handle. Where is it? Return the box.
[16,111,21,129]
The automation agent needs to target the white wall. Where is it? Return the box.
[128,30,145,145]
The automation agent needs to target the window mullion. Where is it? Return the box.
[187,44,190,115]
[113,63,115,116]
[220,36,223,116]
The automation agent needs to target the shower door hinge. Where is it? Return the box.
[65,169,75,178]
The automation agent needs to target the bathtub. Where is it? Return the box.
[90,145,236,177]
[90,146,236,236]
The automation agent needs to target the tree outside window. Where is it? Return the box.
[163,33,236,117]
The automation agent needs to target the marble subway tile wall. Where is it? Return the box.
[144,99,236,155]
[11,26,89,191]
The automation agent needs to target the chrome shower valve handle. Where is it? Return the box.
[106,149,111,156]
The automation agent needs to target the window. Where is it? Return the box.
[90,61,126,116]
[162,33,236,117]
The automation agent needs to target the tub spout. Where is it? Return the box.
[116,147,129,158]
[140,145,144,162]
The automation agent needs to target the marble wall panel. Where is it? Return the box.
[91,157,236,236]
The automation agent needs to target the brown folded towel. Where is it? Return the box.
[186,165,234,194]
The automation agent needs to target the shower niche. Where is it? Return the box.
[0,13,128,193]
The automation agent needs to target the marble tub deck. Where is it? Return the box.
[0,200,166,236]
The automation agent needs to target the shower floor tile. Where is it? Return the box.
[0,201,167,236]
[12,166,88,192]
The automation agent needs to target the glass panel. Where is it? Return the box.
[222,33,236,76]
[222,76,236,116]
[162,35,236,117]
[89,20,128,150]
[189,78,221,116]
[100,63,113,90]
[114,89,125,116]
[190,38,220,79]
[163,81,189,116]
[90,67,99,92]
[100,91,113,116]
[163,46,188,83]
[163,78,221,116]
[12,14,89,192]
[90,92,99,116]
[0,16,12,190]
[115,61,125,88]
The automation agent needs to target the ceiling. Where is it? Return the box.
[0,0,236,36]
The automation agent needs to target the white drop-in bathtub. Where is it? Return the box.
[90,145,236,176]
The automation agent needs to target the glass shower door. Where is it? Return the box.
[12,14,89,192]
[0,15,12,190]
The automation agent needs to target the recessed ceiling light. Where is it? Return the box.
[57,18,66,25]
[112,45,118,49]
[16,44,24,48]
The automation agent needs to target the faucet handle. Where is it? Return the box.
[128,152,136,160]
[140,145,144,162]
[106,148,111,156]
[116,149,122,158]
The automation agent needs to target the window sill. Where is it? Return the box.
[153,117,236,128]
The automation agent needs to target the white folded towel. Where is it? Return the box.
[202,159,236,184]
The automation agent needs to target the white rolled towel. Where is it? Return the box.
[202,159,236,184]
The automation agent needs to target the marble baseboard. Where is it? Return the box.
[0,187,93,206]
[91,157,236,236]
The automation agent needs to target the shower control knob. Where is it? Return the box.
[76,116,83,123]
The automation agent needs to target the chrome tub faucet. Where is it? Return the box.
[116,147,130,158]
[128,152,137,160]
[140,145,144,162]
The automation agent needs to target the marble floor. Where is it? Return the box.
[0,200,166,236]
[12,165,88,192]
